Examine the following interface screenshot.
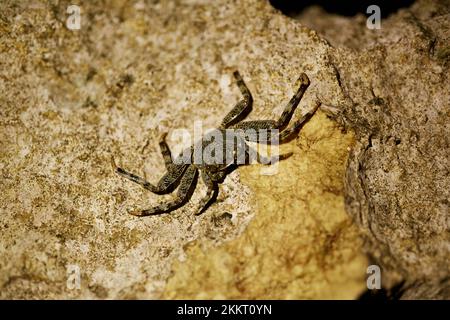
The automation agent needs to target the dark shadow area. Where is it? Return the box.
[270,0,416,19]
[358,281,406,300]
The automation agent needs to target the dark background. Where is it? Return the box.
[269,0,416,18]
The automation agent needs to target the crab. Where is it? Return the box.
[112,71,319,216]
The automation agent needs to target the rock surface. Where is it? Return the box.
[0,0,366,299]
[295,0,449,297]
[0,0,448,299]
[295,0,449,296]
[163,112,366,299]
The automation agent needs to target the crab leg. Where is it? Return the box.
[241,143,293,165]
[195,171,219,215]
[231,73,311,138]
[158,132,173,168]
[130,165,198,216]
[112,157,188,195]
[221,71,253,128]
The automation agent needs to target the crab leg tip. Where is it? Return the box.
[298,73,310,86]
[110,156,118,171]
[129,210,145,217]
[159,132,168,141]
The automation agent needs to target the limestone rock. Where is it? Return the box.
[295,0,449,297]
[1,0,447,299]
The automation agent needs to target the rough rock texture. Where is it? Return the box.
[0,0,448,299]
[296,0,450,297]
[163,112,366,299]
[0,0,367,299]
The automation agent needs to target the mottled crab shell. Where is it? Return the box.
[113,71,317,216]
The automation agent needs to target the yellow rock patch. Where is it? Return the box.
[163,111,367,299]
